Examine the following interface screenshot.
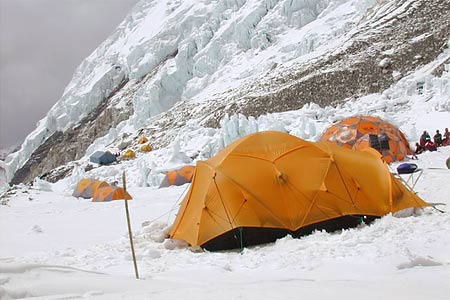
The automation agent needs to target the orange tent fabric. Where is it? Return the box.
[72,178,109,199]
[159,166,196,188]
[140,144,153,152]
[169,131,428,251]
[123,149,136,159]
[320,115,412,163]
[92,186,132,202]
[138,136,148,144]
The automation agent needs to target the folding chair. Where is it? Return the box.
[397,168,423,190]
[392,163,423,191]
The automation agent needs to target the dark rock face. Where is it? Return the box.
[11,81,132,184]
[10,131,64,185]
[10,0,450,184]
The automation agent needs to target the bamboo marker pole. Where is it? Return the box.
[123,171,139,279]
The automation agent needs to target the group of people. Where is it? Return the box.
[415,128,450,154]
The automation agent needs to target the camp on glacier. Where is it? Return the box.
[1,0,450,299]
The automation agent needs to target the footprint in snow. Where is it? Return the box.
[29,225,43,234]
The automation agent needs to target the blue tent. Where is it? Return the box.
[90,151,117,165]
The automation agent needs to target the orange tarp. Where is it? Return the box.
[169,131,428,250]
[321,115,412,163]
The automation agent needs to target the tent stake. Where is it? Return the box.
[123,171,139,279]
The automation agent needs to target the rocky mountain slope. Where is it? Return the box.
[5,0,450,185]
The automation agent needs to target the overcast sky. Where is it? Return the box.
[0,0,139,149]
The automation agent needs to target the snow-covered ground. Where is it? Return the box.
[1,146,450,299]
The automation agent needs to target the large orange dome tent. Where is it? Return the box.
[169,131,428,251]
[320,115,413,163]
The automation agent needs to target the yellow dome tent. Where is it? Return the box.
[138,136,148,144]
[92,186,132,202]
[123,149,136,159]
[169,131,428,251]
[159,165,196,188]
[140,144,153,152]
[72,178,109,199]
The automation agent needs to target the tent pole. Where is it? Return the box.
[123,171,139,279]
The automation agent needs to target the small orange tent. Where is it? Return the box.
[159,166,196,188]
[72,178,109,199]
[140,144,153,152]
[321,115,412,163]
[169,131,428,251]
[92,186,132,202]
[123,149,136,159]
[138,136,148,144]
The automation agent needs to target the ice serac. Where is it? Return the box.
[5,0,450,184]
